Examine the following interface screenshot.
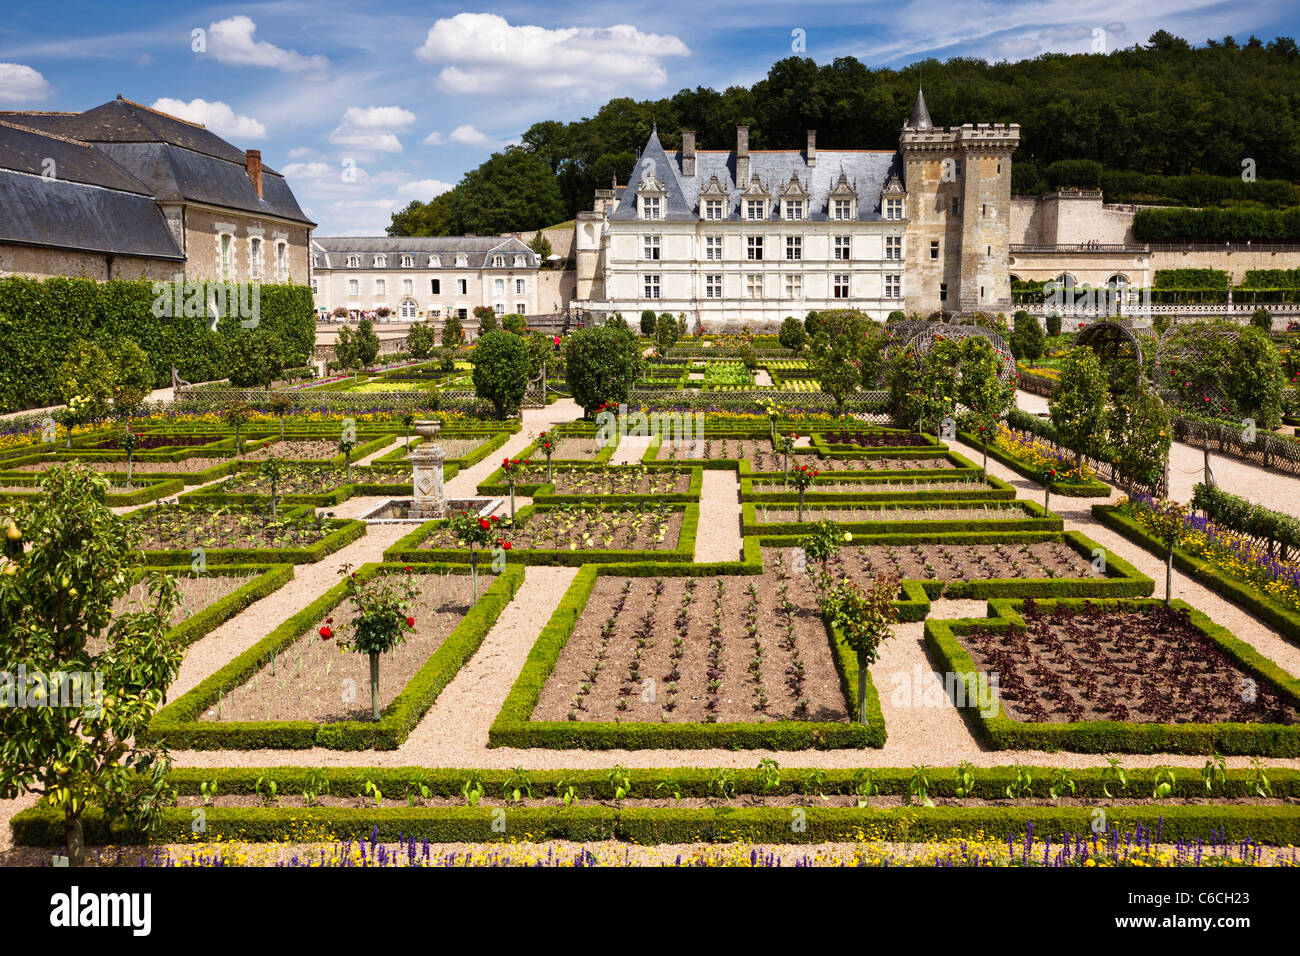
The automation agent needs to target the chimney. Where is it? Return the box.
[681,130,696,177]
[735,125,749,186]
[806,130,817,167]
[245,149,263,198]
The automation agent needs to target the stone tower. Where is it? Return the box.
[899,89,1019,316]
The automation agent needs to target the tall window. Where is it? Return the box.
[784,273,802,298]
[642,196,661,220]
[833,236,851,261]
[746,236,764,261]
[704,199,724,220]
[833,199,852,220]
[220,234,233,280]
[430,279,441,294]
[705,274,722,298]
[833,274,849,299]
[939,283,948,302]
[929,240,939,260]
[642,235,661,260]
[515,278,526,295]
[705,236,723,261]
[885,236,902,261]
[275,242,288,281]
[951,197,960,216]
[249,237,262,279]
[746,199,765,221]
[375,279,386,296]
[884,198,904,220]
[644,274,661,298]
[348,279,359,295]
[457,278,468,294]
[885,274,901,298]
[516,302,527,314]
[785,236,802,261]
[400,299,417,318]
[785,200,804,220]
[493,278,505,295]
[746,274,763,298]
[402,279,413,295]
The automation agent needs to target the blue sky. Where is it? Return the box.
[1,1,1295,235]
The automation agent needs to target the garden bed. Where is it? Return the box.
[385,503,699,566]
[490,559,884,749]
[145,563,523,750]
[182,462,433,506]
[742,500,1060,535]
[0,474,183,505]
[130,503,366,565]
[476,463,700,502]
[112,564,294,647]
[651,437,953,472]
[927,598,1300,755]
[741,473,1017,502]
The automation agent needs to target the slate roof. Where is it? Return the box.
[312,236,538,270]
[610,129,902,222]
[1,96,313,225]
[0,121,184,259]
[906,88,934,131]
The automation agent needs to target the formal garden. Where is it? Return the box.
[4,303,1300,869]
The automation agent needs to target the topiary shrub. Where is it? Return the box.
[564,325,645,417]
[778,315,808,352]
[1045,312,1062,337]
[640,310,657,336]
[474,306,497,336]
[501,313,527,335]
[470,330,532,418]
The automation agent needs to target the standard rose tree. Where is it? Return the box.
[327,564,419,721]
[450,511,502,602]
[789,463,819,522]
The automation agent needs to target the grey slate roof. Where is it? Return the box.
[906,88,934,131]
[611,129,901,222]
[1,97,313,225]
[0,120,184,259]
[312,236,538,270]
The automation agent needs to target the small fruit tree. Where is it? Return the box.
[119,427,141,489]
[1145,497,1189,605]
[775,433,796,481]
[822,572,899,723]
[959,337,1017,476]
[269,393,293,441]
[261,456,286,518]
[338,434,357,481]
[471,330,532,418]
[450,511,501,601]
[800,519,848,597]
[564,325,646,417]
[328,565,418,720]
[500,456,525,524]
[222,400,251,456]
[0,465,184,866]
[1049,347,1109,468]
[789,463,819,522]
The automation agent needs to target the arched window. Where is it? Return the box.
[428,255,441,267]
[400,298,418,319]
[455,254,468,268]
[492,255,505,267]
[1106,273,1129,289]
[346,255,360,267]
[401,255,413,267]
[1055,273,1077,289]
[514,255,527,267]
[374,254,387,267]
[1008,274,1022,284]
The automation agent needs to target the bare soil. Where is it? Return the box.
[769,542,1099,584]
[655,438,946,472]
[11,458,227,474]
[243,440,343,461]
[112,573,254,629]
[754,504,1031,524]
[131,505,335,550]
[223,463,409,494]
[420,505,684,552]
[961,601,1300,725]
[542,438,606,460]
[534,553,849,724]
[201,572,488,724]
[502,464,692,496]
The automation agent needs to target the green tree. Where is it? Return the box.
[0,465,184,866]
[528,231,553,259]
[1251,307,1274,332]
[441,314,464,348]
[56,340,114,419]
[406,321,437,360]
[959,337,1016,473]
[564,325,646,416]
[470,330,532,418]
[778,315,808,352]
[474,306,498,337]
[1106,383,1171,489]
[640,310,657,336]
[334,325,362,380]
[1229,326,1285,429]
[501,313,527,335]
[1049,347,1110,466]
[224,326,288,388]
[654,313,682,354]
[105,337,155,411]
[354,318,381,368]
[1009,311,1045,365]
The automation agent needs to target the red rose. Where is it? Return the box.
[503,541,512,550]
[491,514,499,523]
[478,518,489,529]
[406,616,415,627]
[319,626,332,639]
[404,566,411,572]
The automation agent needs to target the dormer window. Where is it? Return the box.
[401,255,413,267]
[641,196,662,220]
[785,200,804,221]
[514,255,527,267]
[884,198,904,220]
[704,199,724,220]
[346,255,360,267]
[492,255,505,267]
[455,254,468,268]
[428,255,441,267]
[373,254,386,267]
[699,175,729,221]
[745,199,765,221]
[832,199,853,220]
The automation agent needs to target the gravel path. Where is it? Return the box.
[695,470,742,562]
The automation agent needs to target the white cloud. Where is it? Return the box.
[281,161,335,178]
[0,62,51,102]
[341,105,416,129]
[415,13,689,95]
[151,97,267,139]
[397,178,454,198]
[287,146,317,159]
[207,15,328,72]
[426,124,494,147]
[328,127,403,152]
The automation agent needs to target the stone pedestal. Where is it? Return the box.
[409,421,448,519]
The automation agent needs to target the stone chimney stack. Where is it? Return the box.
[245,149,263,198]
[680,130,696,177]
[735,125,750,185]
[806,130,817,166]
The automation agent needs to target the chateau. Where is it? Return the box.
[572,91,1020,328]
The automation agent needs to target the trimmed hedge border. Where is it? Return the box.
[15,801,1300,847]
[383,502,701,567]
[179,464,457,507]
[959,430,1112,497]
[157,564,295,647]
[1093,503,1300,648]
[372,430,511,467]
[135,504,367,566]
[146,562,524,750]
[0,474,184,506]
[741,498,1062,536]
[487,562,887,750]
[926,597,1300,755]
[741,470,1018,504]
